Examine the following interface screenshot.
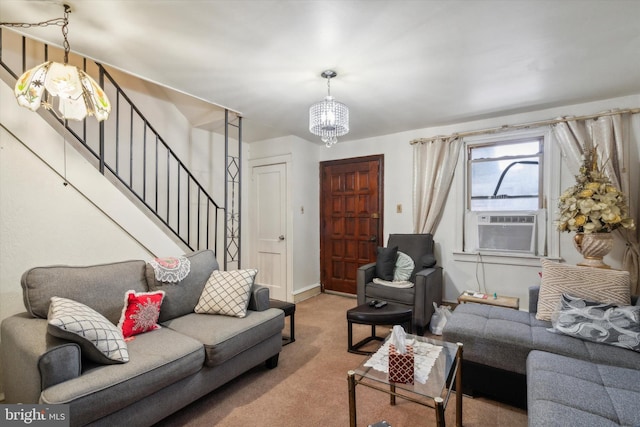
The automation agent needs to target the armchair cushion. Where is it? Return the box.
[376,246,398,281]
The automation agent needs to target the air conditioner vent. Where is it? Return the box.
[477,213,537,253]
[487,215,535,224]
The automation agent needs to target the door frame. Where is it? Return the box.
[319,154,384,293]
[248,154,293,301]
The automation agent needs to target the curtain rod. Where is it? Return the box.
[409,107,640,145]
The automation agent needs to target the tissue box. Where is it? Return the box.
[388,344,414,384]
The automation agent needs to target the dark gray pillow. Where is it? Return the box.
[420,254,437,268]
[376,246,398,281]
[551,293,640,353]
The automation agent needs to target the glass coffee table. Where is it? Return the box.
[347,333,463,427]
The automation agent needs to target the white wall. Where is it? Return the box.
[250,94,640,309]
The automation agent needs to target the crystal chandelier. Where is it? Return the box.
[309,70,349,147]
[2,4,111,121]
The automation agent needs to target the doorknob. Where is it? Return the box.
[279,235,285,241]
[369,236,377,242]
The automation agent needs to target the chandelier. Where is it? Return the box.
[1,4,111,121]
[309,70,349,147]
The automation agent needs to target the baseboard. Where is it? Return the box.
[323,290,356,299]
[293,284,321,303]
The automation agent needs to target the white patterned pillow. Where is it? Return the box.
[48,297,129,364]
[537,259,630,321]
[394,251,415,281]
[195,269,258,318]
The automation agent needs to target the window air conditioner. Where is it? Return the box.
[477,213,536,253]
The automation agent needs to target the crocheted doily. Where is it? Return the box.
[148,256,191,283]
[363,339,443,384]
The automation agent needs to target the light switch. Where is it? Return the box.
[396,204,402,213]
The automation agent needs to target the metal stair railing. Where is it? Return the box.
[0,28,241,268]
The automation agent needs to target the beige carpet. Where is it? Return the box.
[154,293,527,427]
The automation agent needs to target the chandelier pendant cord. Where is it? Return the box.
[1,4,72,63]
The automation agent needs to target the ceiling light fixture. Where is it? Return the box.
[1,4,111,121]
[309,70,349,147]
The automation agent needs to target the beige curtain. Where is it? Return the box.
[553,112,639,294]
[413,136,462,234]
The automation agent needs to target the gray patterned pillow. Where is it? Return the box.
[195,269,258,318]
[48,297,129,364]
[551,294,640,352]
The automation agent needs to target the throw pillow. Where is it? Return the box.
[537,259,631,321]
[47,297,129,364]
[376,246,398,281]
[551,293,640,352]
[420,254,437,268]
[117,290,165,338]
[393,251,415,281]
[195,269,258,318]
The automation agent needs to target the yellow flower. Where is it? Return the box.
[555,148,635,234]
[586,182,600,191]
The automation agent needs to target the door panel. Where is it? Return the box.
[251,163,287,301]
[320,155,383,294]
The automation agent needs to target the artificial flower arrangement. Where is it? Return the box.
[556,148,635,233]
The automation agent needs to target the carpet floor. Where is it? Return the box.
[154,293,527,427]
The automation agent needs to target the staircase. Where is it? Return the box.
[0,28,241,269]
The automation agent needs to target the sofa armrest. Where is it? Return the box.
[356,262,377,305]
[413,266,443,328]
[529,285,540,313]
[1,313,81,403]
[39,343,82,390]
[248,284,270,311]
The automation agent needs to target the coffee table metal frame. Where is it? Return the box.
[347,334,463,427]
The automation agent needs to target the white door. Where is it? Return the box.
[250,162,288,301]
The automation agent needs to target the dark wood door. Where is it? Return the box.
[320,155,384,294]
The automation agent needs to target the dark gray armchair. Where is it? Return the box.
[356,233,443,335]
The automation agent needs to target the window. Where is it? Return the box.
[467,138,543,211]
[460,132,555,260]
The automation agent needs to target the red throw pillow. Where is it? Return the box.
[118,290,165,338]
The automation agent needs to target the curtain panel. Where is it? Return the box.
[412,136,462,235]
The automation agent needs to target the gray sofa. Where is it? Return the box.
[0,250,284,427]
[443,286,640,426]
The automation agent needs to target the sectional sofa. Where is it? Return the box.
[1,250,284,426]
[443,279,640,426]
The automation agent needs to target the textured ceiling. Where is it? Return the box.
[1,0,639,143]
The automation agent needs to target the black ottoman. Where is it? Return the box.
[269,299,296,345]
[346,303,412,355]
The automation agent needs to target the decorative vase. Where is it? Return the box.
[573,232,614,269]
